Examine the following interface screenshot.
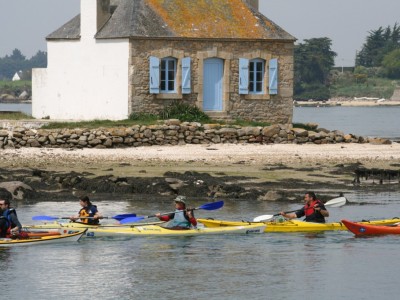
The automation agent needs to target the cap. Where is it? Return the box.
[174,195,187,204]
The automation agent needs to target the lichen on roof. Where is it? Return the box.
[145,0,294,40]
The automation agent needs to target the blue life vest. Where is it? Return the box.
[169,210,191,228]
[2,208,16,230]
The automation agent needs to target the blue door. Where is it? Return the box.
[203,58,223,111]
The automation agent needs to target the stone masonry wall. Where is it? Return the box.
[0,120,390,150]
[129,39,294,124]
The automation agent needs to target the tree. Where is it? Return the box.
[381,49,400,79]
[356,24,400,68]
[294,38,337,99]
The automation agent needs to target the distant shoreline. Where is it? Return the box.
[294,98,400,107]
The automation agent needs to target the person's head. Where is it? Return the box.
[304,192,317,204]
[174,195,187,209]
[0,199,10,210]
[79,196,91,208]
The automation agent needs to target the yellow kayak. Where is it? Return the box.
[0,229,87,247]
[197,218,400,233]
[69,223,265,237]
[25,220,165,231]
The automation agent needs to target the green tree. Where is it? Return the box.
[356,24,400,68]
[381,49,400,79]
[294,37,337,100]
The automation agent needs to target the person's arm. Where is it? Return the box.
[156,213,171,222]
[280,212,297,219]
[186,209,197,226]
[314,204,329,217]
[9,214,22,233]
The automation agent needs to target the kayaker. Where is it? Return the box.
[0,198,23,238]
[70,195,102,224]
[155,195,197,229]
[280,192,329,223]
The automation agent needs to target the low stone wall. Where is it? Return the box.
[0,120,392,149]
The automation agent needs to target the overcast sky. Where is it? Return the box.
[1,0,399,66]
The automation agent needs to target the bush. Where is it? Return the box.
[294,84,331,100]
[159,101,211,122]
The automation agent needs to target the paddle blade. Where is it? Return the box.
[199,200,224,211]
[324,197,347,208]
[32,215,58,221]
[253,215,274,222]
[112,213,137,221]
[120,216,146,224]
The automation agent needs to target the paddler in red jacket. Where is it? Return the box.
[280,192,329,223]
[156,196,197,229]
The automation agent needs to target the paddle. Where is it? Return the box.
[120,200,224,224]
[32,213,137,222]
[253,196,347,222]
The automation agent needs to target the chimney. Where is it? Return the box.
[81,0,110,39]
[247,0,259,11]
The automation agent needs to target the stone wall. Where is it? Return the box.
[1,120,389,150]
[130,39,294,124]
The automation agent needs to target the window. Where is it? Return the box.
[239,58,277,96]
[160,57,177,93]
[249,59,264,94]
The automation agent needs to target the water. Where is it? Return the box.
[1,103,399,139]
[293,106,400,138]
[1,192,400,300]
[0,102,32,115]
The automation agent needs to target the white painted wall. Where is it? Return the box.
[32,0,130,120]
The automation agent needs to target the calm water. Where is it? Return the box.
[1,192,399,300]
[0,102,32,115]
[293,106,400,138]
[1,103,399,139]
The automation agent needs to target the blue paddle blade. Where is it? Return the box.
[112,213,136,221]
[32,216,58,221]
[120,216,146,224]
[200,200,224,210]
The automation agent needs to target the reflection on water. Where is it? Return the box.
[1,192,399,299]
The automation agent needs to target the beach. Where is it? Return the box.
[1,143,400,177]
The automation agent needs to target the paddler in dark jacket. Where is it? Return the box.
[70,195,102,225]
[0,199,23,237]
[156,196,197,229]
[281,192,329,223]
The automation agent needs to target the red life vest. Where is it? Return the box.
[304,200,321,216]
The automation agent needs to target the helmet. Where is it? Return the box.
[174,195,187,205]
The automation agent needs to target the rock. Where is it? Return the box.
[0,181,35,201]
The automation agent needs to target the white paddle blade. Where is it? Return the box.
[324,197,347,208]
[253,215,274,222]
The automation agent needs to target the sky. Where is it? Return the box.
[1,0,400,66]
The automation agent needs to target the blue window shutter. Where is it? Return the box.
[239,58,249,95]
[182,57,191,94]
[150,56,160,94]
[269,58,278,95]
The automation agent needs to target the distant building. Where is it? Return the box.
[32,0,296,123]
[12,72,21,81]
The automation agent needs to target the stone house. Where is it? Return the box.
[32,0,296,123]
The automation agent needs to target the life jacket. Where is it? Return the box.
[169,210,191,228]
[79,205,99,225]
[2,208,19,237]
[304,200,321,217]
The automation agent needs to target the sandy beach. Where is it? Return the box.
[1,143,400,175]
[1,143,400,201]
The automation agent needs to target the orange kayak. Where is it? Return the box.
[342,219,400,236]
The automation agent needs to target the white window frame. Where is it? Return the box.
[249,59,265,94]
[160,57,177,93]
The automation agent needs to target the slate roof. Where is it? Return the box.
[47,0,295,41]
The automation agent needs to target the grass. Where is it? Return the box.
[330,76,398,99]
[0,80,31,95]
[0,112,34,120]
